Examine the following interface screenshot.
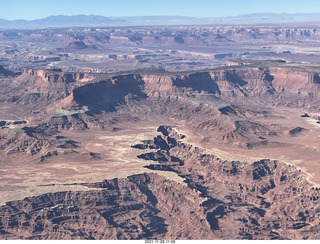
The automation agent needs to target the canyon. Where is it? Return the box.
[2,25,320,74]
[1,24,320,240]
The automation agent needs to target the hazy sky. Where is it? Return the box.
[1,0,320,20]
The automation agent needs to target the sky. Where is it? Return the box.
[1,0,320,20]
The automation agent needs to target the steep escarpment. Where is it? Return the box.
[72,74,147,112]
[11,65,320,116]
[140,67,320,109]
[5,68,94,106]
[8,69,75,107]
[0,173,213,240]
[204,67,320,108]
[22,68,94,84]
[5,65,320,162]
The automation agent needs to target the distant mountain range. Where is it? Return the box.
[0,15,126,29]
[1,13,320,29]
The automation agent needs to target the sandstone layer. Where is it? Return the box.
[1,61,320,239]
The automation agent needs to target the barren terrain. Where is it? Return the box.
[1,25,320,240]
[2,25,320,73]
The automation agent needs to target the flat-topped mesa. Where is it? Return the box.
[12,64,320,114]
[222,67,320,93]
[226,60,252,66]
[167,68,318,95]
[67,66,320,113]
[22,68,94,83]
[138,67,320,112]
[226,59,287,67]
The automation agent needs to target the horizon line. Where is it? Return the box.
[2,12,320,21]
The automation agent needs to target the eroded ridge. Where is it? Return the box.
[133,126,320,240]
[0,173,212,240]
[1,63,320,240]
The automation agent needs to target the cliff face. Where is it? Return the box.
[140,67,320,108]
[22,68,94,84]
[211,68,320,97]
[142,74,174,94]
[17,65,320,103]
[6,68,93,107]
[72,75,147,111]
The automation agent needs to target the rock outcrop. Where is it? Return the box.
[0,173,213,240]
[133,126,320,240]
[2,62,320,240]
[21,68,94,84]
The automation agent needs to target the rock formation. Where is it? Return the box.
[1,61,320,240]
